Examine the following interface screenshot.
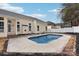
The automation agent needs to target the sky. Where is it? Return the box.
[0,3,63,23]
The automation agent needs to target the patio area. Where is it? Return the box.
[7,34,72,54]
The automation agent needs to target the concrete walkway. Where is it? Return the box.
[7,34,71,53]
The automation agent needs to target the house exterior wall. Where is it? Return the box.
[47,25,57,31]
[16,18,34,34]
[0,10,47,38]
[0,17,7,38]
[16,18,47,34]
[0,16,47,38]
[7,17,17,35]
[47,25,52,30]
[35,20,47,33]
[55,25,61,29]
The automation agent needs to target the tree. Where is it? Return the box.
[60,3,79,26]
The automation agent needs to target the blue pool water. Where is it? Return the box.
[29,34,62,43]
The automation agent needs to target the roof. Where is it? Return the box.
[0,9,46,23]
[47,21,55,26]
[55,23,63,26]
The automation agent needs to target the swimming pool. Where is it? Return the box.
[29,34,62,44]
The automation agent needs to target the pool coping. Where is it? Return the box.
[26,33,71,45]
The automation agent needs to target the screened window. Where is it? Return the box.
[0,17,4,32]
[17,22,20,32]
[28,23,31,31]
[37,25,39,31]
[0,22,4,32]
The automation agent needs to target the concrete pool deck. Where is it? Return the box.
[7,34,72,53]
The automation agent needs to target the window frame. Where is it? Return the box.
[8,24,11,32]
[0,17,4,20]
[0,17,4,32]
[45,26,47,31]
[37,25,39,31]
[8,20,12,32]
[28,23,31,31]
[17,22,20,32]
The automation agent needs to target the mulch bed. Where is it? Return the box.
[0,39,8,53]
[62,35,76,56]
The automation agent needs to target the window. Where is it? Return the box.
[17,22,20,24]
[8,20,12,23]
[0,17,4,32]
[0,17,4,20]
[8,20,12,32]
[28,23,31,31]
[45,26,47,31]
[17,22,20,32]
[37,25,39,31]
[17,25,20,31]
[0,22,4,32]
[8,24,11,32]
